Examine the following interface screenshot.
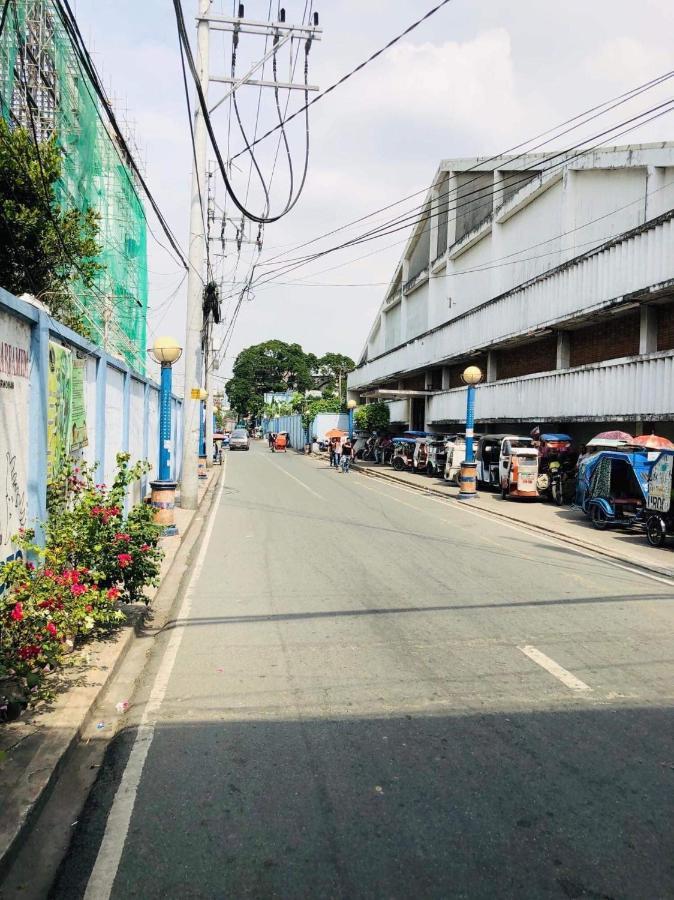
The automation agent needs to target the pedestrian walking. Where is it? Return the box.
[268,432,275,450]
[341,438,353,473]
[334,437,342,471]
[329,437,336,468]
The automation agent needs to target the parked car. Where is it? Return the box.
[229,428,250,451]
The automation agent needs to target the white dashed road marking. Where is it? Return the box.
[519,644,593,693]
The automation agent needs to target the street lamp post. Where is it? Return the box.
[458,365,483,501]
[148,336,183,536]
[198,387,208,480]
[347,399,357,441]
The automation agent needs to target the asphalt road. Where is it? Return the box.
[51,442,674,899]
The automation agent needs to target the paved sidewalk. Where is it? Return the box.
[0,468,220,878]
[352,458,674,579]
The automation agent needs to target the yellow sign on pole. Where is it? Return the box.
[190,388,201,400]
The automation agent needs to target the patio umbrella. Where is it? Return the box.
[629,434,674,450]
[325,428,347,439]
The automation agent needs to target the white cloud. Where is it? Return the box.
[584,37,670,86]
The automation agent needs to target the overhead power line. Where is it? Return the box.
[256,68,674,270]
[230,0,456,162]
[172,0,314,225]
[250,96,674,290]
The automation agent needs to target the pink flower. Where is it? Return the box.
[25,561,35,571]
[11,603,23,621]
[117,553,133,569]
[114,533,131,542]
[19,645,40,660]
[85,604,93,613]
[140,543,151,552]
[71,584,87,596]
[107,588,120,601]
[46,622,57,637]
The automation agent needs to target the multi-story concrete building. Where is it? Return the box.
[348,143,674,440]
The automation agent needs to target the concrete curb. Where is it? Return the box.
[0,468,222,880]
[351,462,674,581]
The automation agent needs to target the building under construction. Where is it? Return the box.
[0,0,148,372]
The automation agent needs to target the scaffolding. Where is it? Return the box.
[0,0,148,373]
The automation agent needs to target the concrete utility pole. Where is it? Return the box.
[204,320,214,465]
[180,0,210,510]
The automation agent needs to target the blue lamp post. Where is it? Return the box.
[459,365,483,501]
[347,398,357,441]
[148,337,183,535]
[198,387,208,480]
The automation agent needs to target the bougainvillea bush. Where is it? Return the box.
[1,453,164,709]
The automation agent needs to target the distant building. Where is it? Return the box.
[348,144,674,440]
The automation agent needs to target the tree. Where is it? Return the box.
[226,340,314,417]
[314,352,356,399]
[355,401,390,432]
[0,120,102,336]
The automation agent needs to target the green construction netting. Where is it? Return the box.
[0,0,148,373]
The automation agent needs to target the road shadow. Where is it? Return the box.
[49,704,674,899]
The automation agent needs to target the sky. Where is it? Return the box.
[72,0,674,394]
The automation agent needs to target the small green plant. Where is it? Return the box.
[1,454,164,710]
[45,453,163,603]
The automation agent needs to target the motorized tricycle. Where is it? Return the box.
[576,449,651,529]
[535,433,577,504]
[391,437,416,471]
[412,437,431,472]
[443,435,467,484]
[643,449,674,547]
[426,437,452,478]
[499,439,540,500]
[476,435,535,489]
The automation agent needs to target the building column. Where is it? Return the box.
[400,259,410,344]
[441,366,451,390]
[639,305,657,354]
[560,169,577,261]
[446,173,458,248]
[556,332,571,369]
[645,167,666,220]
[486,351,498,383]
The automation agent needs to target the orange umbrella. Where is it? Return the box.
[325,428,347,439]
[629,434,674,450]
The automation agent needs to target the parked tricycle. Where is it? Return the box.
[535,433,577,504]
[498,439,540,499]
[576,449,651,529]
[391,437,416,471]
[643,450,674,547]
[443,435,468,483]
[476,434,535,489]
[425,437,451,478]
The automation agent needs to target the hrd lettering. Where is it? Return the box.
[0,342,29,378]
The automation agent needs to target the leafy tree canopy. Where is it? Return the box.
[0,120,102,336]
[313,352,355,398]
[226,340,354,417]
[355,401,390,432]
